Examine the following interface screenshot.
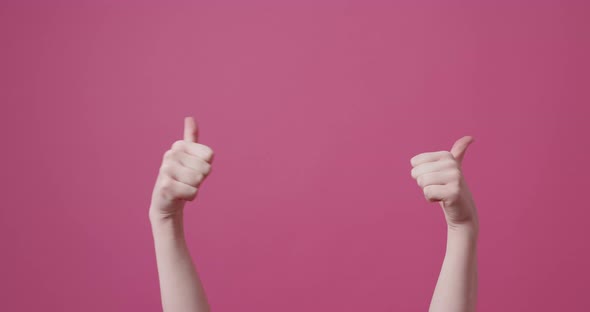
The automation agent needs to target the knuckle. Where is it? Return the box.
[450,168,461,180]
[423,186,432,198]
[195,173,205,185]
[204,146,214,161]
[443,158,456,168]
[184,188,198,201]
[159,163,169,174]
[159,177,175,199]
[201,162,212,175]
[186,187,198,201]
[159,162,175,174]
[160,176,173,189]
[171,140,185,150]
[417,175,424,187]
[163,149,178,161]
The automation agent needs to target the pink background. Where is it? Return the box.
[1,1,589,311]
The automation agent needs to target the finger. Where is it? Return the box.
[184,117,199,143]
[411,159,456,179]
[423,185,447,202]
[417,170,460,188]
[450,136,474,164]
[175,152,212,175]
[171,140,214,162]
[159,176,198,201]
[410,151,453,167]
[160,162,205,188]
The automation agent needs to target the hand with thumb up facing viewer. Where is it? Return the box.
[149,117,215,221]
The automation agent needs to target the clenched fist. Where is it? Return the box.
[149,117,214,220]
[410,136,478,229]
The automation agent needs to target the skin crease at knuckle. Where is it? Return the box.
[442,151,454,159]
[425,185,443,202]
[187,169,202,186]
[170,149,184,160]
[420,173,438,188]
[195,145,213,162]
[175,152,191,168]
[164,162,181,176]
[185,185,198,201]
[191,157,204,170]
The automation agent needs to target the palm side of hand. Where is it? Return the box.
[149,117,214,220]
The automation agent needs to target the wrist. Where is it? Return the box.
[444,196,479,237]
[149,202,183,222]
[447,220,479,239]
[149,208,185,239]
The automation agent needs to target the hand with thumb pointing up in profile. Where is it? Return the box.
[149,117,215,220]
[410,136,478,230]
[411,136,479,312]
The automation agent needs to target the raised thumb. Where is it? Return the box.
[184,116,199,142]
[450,136,474,164]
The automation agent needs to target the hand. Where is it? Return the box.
[149,117,214,220]
[410,136,478,229]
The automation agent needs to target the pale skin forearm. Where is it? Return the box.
[150,211,210,312]
[429,223,478,312]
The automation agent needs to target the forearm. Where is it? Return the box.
[150,210,210,312]
[429,223,478,312]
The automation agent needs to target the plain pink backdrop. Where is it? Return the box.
[1,1,589,311]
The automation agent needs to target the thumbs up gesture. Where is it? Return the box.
[149,117,214,220]
[410,136,478,229]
